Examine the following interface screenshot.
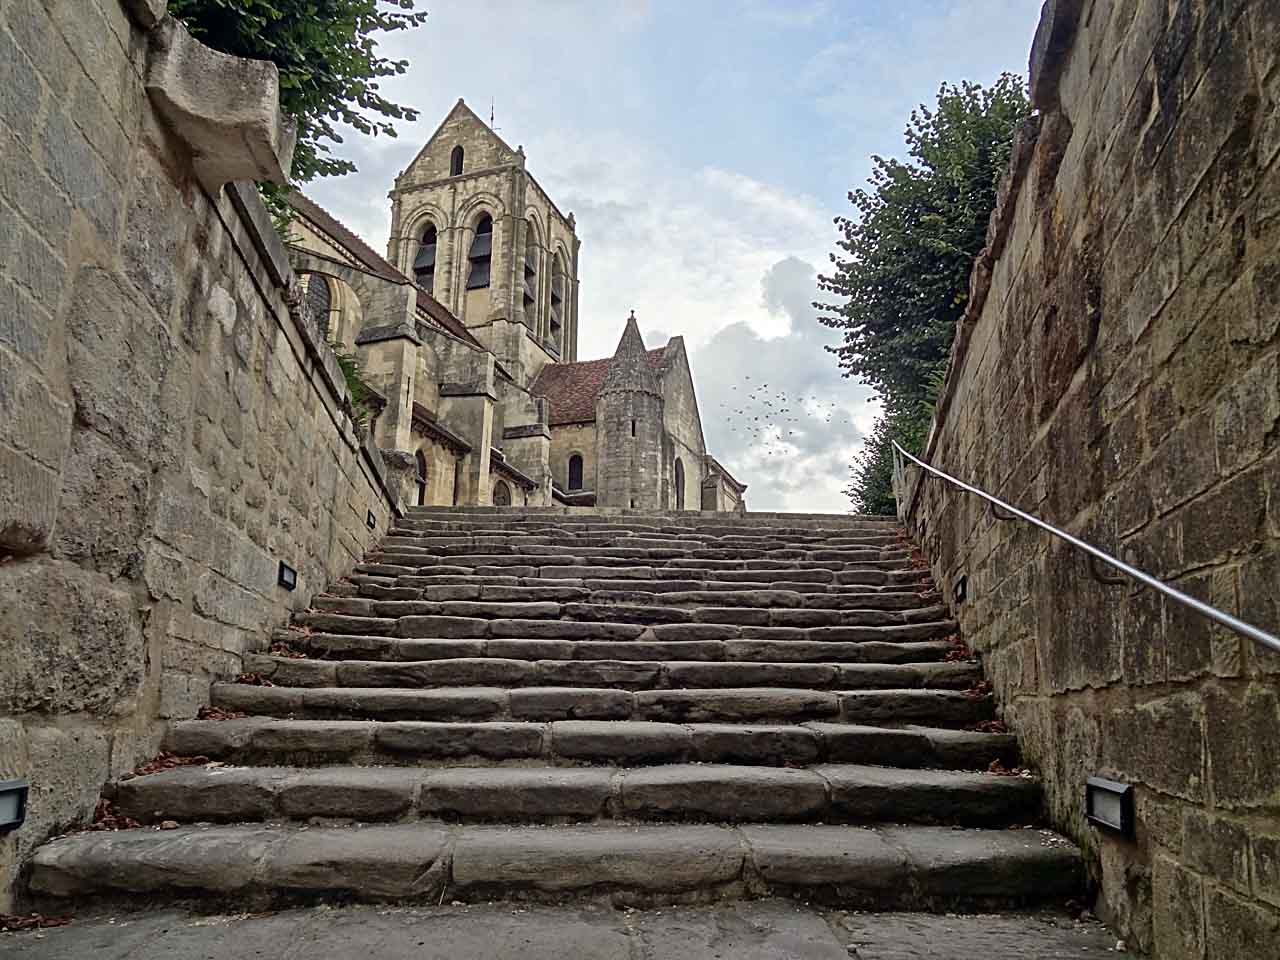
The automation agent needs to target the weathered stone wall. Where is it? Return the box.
[549,422,598,493]
[0,0,397,908]
[899,1,1280,952]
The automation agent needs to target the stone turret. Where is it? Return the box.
[595,312,664,509]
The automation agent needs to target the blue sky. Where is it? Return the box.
[309,0,1044,511]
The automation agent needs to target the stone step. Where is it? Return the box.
[292,606,950,640]
[312,593,942,624]
[353,560,924,581]
[376,543,911,566]
[348,578,931,609]
[29,822,1081,909]
[163,718,1019,769]
[386,532,905,550]
[365,552,914,572]
[209,684,994,726]
[282,631,958,664]
[241,654,981,692]
[108,763,1041,828]
[383,535,905,554]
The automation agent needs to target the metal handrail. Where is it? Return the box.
[892,441,1280,656]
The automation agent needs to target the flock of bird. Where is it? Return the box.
[717,376,856,457]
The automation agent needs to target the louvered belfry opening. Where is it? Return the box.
[549,255,565,352]
[449,144,464,176]
[413,223,437,295]
[467,215,493,290]
[523,220,538,328]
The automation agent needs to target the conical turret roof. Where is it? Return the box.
[601,312,661,395]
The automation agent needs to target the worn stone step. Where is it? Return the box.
[109,763,1040,827]
[291,610,955,641]
[280,630,958,664]
[29,822,1081,908]
[386,530,904,549]
[163,718,1019,770]
[209,684,992,726]
[365,553,913,574]
[242,653,980,692]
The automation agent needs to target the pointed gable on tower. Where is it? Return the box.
[396,98,521,189]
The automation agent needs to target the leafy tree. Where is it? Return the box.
[168,0,428,183]
[818,75,1030,510]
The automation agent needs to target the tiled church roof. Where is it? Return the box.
[531,347,667,425]
[286,191,484,350]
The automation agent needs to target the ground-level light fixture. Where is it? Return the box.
[1086,776,1134,838]
[0,779,29,834]
[277,561,298,591]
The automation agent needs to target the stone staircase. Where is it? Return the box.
[27,508,1083,910]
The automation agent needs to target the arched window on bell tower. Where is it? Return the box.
[549,253,566,354]
[522,218,539,335]
[413,222,437,295]
[467,215,493,289]
[450,145,464,176]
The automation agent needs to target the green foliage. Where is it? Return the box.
[330,344,377,426]
[819,74,1030,510]
[168,0,428,183]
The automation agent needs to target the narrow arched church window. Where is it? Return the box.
[549,254,566,352]
[674,458,685,510]
[305,273,332,340]
[568,454,583,491]
[492,479,511,506]
[413,223,437,295]
[415,450,428,506]
[467,215,493,289]
[450,145,464,176]
[523,219,539,333]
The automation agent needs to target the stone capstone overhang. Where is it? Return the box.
[411,403,472,456]
[355,322,422,347]
[440,381,499,402]
[144,16,296,193]
[489,449,538,491]
[502,424,552,441]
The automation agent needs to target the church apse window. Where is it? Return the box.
[492,479,511,506]
[413,223,437,295]
[467,215,493,290]
[304,273,332,340]
[450,145,464,176]
[568,454,584,491]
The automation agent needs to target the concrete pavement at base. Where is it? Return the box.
[3,900,1131,959]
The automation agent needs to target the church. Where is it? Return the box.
[286,99,746,512]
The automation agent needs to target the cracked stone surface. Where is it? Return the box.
[3,902,1131,959]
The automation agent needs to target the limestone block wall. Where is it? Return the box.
[0,0,397,907]
[549,422,598,493]
[899,1,1280,952]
